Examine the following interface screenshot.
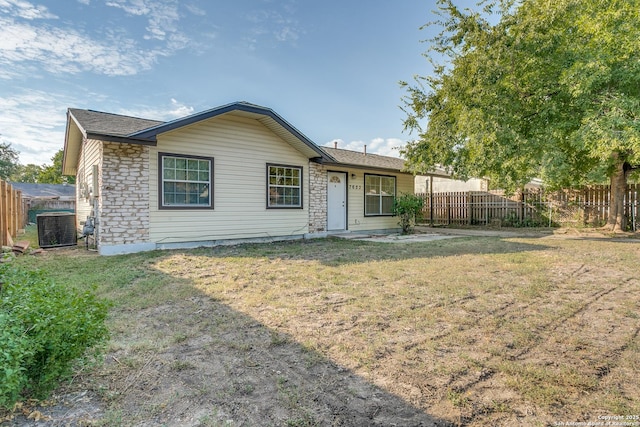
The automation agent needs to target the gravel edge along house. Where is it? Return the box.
[62,101,445,255]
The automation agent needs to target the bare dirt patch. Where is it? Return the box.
[3,233,640,426]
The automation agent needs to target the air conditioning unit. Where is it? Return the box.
[37,212,77,248]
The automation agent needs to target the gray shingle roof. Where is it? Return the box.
[68,109,163,137]
[321,147,407,171]
[320,147,450,177]
[67,105,447,176]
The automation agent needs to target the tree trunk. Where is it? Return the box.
[606,157,628,232]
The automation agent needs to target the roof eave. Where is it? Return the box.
[86,133,158,146]
[319,159,450,177]
[62,110,84,176]
[318,160,411,174]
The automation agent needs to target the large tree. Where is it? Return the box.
[401,0,640,231]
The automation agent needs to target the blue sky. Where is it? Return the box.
[0,0,455,166]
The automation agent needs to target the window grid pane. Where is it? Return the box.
[162,155,211,207]
[365,175,395,215]
[268,165,302,207]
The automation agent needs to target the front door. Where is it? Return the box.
[327,172,347,231]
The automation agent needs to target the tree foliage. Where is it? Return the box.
[37,150,75,184]
[0,142,20,181]
[8,149,74,184]
[401,0,640,230]
[11,164,44,183]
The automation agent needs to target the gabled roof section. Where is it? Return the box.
[320,147,450,177]
[63,102,335,175]
[63,109,164,175]
[68,109,164,142]
[130,101,330,160]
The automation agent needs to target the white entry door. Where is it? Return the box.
[327,172,347,231]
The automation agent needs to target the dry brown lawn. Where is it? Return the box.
[5,230,640,426]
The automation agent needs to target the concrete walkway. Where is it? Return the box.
[332,226,640,243]
[332,226,555,243]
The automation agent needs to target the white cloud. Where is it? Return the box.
[0,92,197,166]
[0,0,196,79]
[105,0,185,42]
[105,0,149,15]
[275,26,299,43]
[0,17,160,76]
[184,3,205,16]
[116,98,195,121]
[166,98,195,118]
[245,4,303,47]
[0,89,76,165]
[0,0,57,20]
[325,138,407,158]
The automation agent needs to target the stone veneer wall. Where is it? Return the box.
[100,142,151,246]
[308,162,327,233]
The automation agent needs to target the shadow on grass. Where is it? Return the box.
[184,235,552,267]
[6,256,455,426]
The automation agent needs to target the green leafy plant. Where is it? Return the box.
[0,264,109,408]
[392,193,424,234]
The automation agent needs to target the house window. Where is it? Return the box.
[365,174,396,216]
[267,164,302,208]
[160,153,213,209]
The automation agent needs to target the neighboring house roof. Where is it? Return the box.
[10,183,76,199]
[63,102,334,176]
[320,147,450,177]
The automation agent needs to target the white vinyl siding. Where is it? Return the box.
[149,114,310,244]
[75,138,101,230]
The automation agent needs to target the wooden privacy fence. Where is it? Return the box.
[417,184,640,230]
[0,179,27,246]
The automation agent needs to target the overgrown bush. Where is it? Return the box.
[0,264,109,409]
[392,193,424,234]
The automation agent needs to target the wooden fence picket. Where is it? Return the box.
[417,184,640,230]
[0,179,26,246]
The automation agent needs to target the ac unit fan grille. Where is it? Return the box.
[37,213,77,248]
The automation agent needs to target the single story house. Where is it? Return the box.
[62,102,435,255]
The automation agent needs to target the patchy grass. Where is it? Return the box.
[5,233,640,426]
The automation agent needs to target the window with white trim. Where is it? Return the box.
[365,174,396,216]
[160,153,213,209]
[267,164,302,208]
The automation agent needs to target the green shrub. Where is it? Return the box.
[392,193,425,234]
[0,264,109,408]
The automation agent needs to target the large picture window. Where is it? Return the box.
[365,174,396,216]
[159,153,213,209]
[267,164,302,208]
